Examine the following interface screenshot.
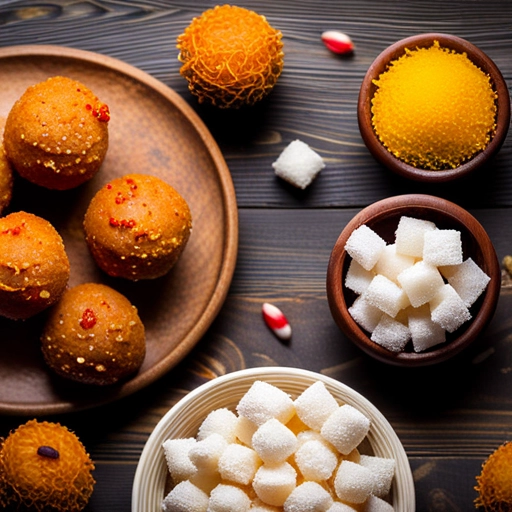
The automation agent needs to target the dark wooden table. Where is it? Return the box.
[1,1,512,510]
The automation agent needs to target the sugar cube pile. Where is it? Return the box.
[272,139,325,189]
[161,380,395,511]
[344,215,490,353]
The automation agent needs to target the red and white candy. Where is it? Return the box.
[321,30,354,55]
[262,302,292,341]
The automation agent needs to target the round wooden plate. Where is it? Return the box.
[0,45,238,415]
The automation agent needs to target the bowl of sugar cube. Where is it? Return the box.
[326,194,500,366]
[132,366,415,511]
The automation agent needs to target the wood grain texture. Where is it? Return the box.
[0,1,512,511]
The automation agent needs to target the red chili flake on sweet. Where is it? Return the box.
[85,104,92,111]
[80,308,97,329]
[109,218,136,228]
[109,217,120,227]
[37,446,60,459]
[106,183,113,189]
[2,226,22,235]
[93,103,110,122]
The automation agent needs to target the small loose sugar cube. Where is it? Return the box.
[188,433,228,472]
[162,480,209,512]
[397,260,444,308]
[363,274,408,318]
[162,438,197,482]
[370,314,411,353]
[348,296,383,333]
[345,225,387,271]
[423,229,463,266]
[320,404,370,455]
[252,418,298,464]
[237,380,295,426]
[218,443,261,485]
[359,454,396,498]
[283,481,333,512]
[294,381,339,431]
[197,407,239,443]
[208,483,251,512]
[235,415,259,447]
[445,257,491,307]
[362,495,394,512]
[294,438,338,481]
[373,244,415,283]
[430,284,472,333]
[407,304,446,352]
[395,216,436,257]
[345,259,374,295]
[327,503,358,512]
[252,462,297,507]
[272,139,325,189]
[334,460,374,504]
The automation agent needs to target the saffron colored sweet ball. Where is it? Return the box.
[0,419,95,512]
[3,75,110,190]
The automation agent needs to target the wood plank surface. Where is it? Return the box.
[1,1,512,511]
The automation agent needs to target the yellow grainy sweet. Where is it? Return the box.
[371,41,497,170]
[177,4,284,108]
[0,420,95,512]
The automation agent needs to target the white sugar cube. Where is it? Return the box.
[327,503,358,512]
[283,481,333,512]
[430,284,472,333]
[208,484,251,512]
[294,381,339,431]
[235,415,258,447]
[237,380,295,426]
[363,274,408,317]
[188,433,228,472]
[445,257,490,307]
[362,495,394,512]
[197,408,239,443]
[395,216,436,257]
[162,480,209,512]
[272,139,325,189]
[407,304,446,352]
[348,296,383,333]
[370,314,411,353]
[397,260,444,307]
[294,438,338,481]
[320,404,370,455]
[359,454,396,498]
[218,443,261,485]
[252,418,298,464]
[373,243,415,283]
[252,462,297,507]
[345,225,387,271]
[162,438,197,483]
[333,460,374,504]
[345,259,374,294]
[423,229,463,266]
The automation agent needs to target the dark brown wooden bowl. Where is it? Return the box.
[326,194,501,366]
[358,33,511,182]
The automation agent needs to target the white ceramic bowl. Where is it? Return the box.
[132,367,415,511]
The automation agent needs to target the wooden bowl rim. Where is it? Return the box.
[357,33,511,182]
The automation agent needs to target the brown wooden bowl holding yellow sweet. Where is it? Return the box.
[358,33,510,182]
[326,194,501,366]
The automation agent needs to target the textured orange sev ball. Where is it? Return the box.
[0,420,95,512]
[371,41,497,170]
[475,442,512,511]
[177,4,284,108]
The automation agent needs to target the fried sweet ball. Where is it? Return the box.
[475,441,512,510]
[84,173,192,280]
[3,76,110,190]
[0,211,70,320]
[0,419,95,512]
[41,282,145,386]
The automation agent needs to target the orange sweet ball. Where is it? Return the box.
[475,442,512,511]
[0,420,95,511]
[177,4,284,108]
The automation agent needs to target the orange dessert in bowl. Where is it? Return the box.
[358,33,510,182]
